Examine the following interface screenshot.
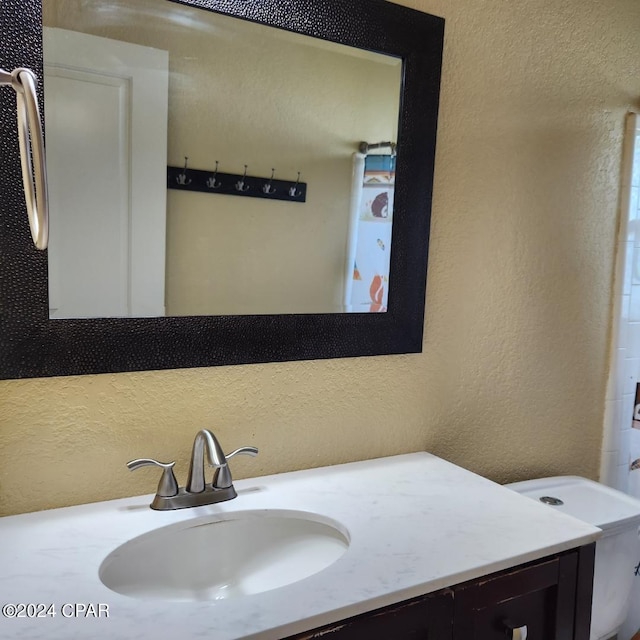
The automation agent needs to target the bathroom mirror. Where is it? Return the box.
[43,0,403,318]
[0,0,444,379]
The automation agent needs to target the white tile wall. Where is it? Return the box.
[601,112,640,499]
[609,110,640,640]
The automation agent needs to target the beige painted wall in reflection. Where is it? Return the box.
[44,0,402,315]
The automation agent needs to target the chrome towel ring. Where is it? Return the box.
[0,67,49,250]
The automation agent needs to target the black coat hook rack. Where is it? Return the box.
[167,162,307,203]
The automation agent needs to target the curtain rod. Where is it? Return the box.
[358,141,397,156]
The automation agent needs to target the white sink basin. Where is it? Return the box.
[99,509,349,601]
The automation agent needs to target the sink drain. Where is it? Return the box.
[539,496,564,506]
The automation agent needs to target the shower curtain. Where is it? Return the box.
[623,386,640,640]
[344,152,395,312]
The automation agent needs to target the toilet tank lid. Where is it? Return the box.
[506,476,640,533]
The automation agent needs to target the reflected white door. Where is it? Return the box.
[44,28,169,318]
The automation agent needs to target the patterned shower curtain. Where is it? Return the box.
[345,153,395,312]
[625,386,640,640]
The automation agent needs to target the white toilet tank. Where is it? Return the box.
[507,476,640,640]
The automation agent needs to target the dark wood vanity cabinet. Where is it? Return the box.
[452,546,593,640]
[287,590,454,640]
[286,544,595,640]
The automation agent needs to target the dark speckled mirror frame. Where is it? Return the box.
[0,0,444,379]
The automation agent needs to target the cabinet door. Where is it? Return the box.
[452,554,579,640]
[284,590,453,640]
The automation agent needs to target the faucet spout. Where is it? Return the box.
[186,429,227,493]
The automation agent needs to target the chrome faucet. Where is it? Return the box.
[127,429,258,510]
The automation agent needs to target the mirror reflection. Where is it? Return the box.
[43,0,402,319]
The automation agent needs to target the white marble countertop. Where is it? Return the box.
[0,452,600,640]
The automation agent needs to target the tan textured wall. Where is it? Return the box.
[2,0,640,516]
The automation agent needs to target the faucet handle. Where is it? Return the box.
[212,446,259,489]
[127,458,179,497]
[225,446,259,460]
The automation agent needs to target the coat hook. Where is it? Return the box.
[176,156,192,186]
[262,168,277,195]
[207,160,222,189]
[289,172,302,198]
[235,165,250,192]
